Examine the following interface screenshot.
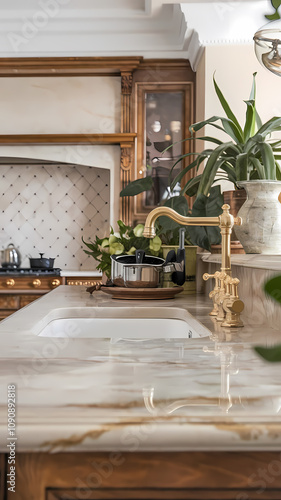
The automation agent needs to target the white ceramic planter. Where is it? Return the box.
[234,180,281,254]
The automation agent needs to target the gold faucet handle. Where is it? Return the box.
[223,274,232,294]
[234,216,242,226]
[203,273,214,281]
[228,299,244,314]
[229,277,240,298]
[203,271,220,282]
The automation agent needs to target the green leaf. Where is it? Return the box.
[169,158,198,191]
[213,75,244,142]
[255,109,263,131]
[254,345,281,362]
[255,117,281,138]
[120,176,153,197]
[197,142,234,196]
[276,162,281,180]
[190,116,223,133]
[220,118,244,143]
[244,100,256,141]
[264,275,281,304]
[170,152,210,191]
[236,152,249,181]
[249,157,266,179]
[168,152,201,184]
[265,0,281,20]
[220,163,237,184]
[181,175,202,197]
[258,141,277,180]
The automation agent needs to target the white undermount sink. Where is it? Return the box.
[36,308,210,340]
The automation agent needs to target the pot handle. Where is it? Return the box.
[135,249,145,264]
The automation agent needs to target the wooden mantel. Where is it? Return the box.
[0,133,136,146]
[0,56,143,77]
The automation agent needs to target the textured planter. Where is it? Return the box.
[161,245,197,294]
[234,180,281,254]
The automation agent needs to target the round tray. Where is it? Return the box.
[101,286,184,300]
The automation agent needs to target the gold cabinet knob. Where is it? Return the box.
[51,278,60,288]
[5,279,15,288]
[32,279,41,288]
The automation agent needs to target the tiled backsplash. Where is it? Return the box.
[1,163,110,270]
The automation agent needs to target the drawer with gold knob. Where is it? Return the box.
[51,278,61,288]
[5,278,16,288]
[32,279,42,288]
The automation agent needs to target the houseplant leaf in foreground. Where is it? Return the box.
[263,275,281,304]
[254,345,281,362]
[254,274,281,362]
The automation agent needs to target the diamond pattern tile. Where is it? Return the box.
[0,164,110,270]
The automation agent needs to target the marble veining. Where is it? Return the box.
[0,286,281,452]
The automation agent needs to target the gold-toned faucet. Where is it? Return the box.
[143,203,244,327]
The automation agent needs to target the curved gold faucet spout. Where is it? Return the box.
[143,206,223,239]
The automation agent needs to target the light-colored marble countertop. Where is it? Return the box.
[200,252,281,271]
[0,286,281,453]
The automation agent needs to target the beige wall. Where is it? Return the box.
[203,45,281,125]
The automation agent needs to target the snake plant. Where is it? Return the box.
[169,73,281,198]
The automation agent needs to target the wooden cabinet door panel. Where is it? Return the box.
[0,295,19,310]
[19,294,42,308]
[8,452,281,500]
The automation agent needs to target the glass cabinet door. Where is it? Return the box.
[135,82,194,220]
[144,91,184,207]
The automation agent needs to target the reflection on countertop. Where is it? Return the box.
[0,285,280,453]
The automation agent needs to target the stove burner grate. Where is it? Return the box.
[0,267,61,276]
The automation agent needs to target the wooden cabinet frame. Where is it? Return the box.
[0,57,195,225]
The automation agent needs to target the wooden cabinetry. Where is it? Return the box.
[0,276,62,320]
[2,451,281,500]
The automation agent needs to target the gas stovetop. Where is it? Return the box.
[0,267,61,276]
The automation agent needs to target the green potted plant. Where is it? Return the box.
[82,220,162,280]
[169,72,281,254]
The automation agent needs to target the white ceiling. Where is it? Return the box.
[0,0,272,69]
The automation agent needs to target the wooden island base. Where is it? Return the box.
[1,452,281,499]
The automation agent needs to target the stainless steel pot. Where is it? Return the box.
[1,243,21,268]
[111,250,175,288]
[29,253,55,269]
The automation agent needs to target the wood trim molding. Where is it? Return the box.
[120,143,134,225]
[0,133,136,146]
[0,56,143,77]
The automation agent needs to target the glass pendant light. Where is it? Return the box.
[254,19,281,76]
